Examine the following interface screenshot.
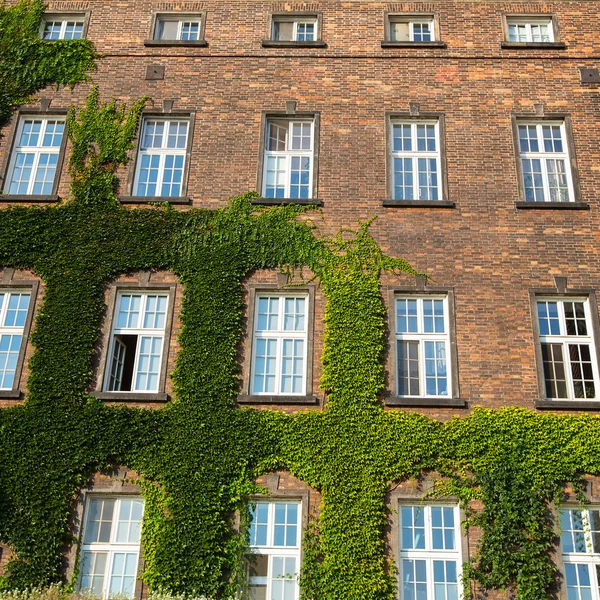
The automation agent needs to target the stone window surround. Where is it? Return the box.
[0,269,39,400]
[90,275,177,403]
[385,284,464,407]
[262,12,326,48]
[501,13,566,49]
[144,11,208,47]
[381,12,446,48]
[238,282,318,405]
[0,106,69,203]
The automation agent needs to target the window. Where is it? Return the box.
[0,291,31,390]
[395,296,450,397]
[41,16,85,40]
[388,16,435,42]
[390,121,442,201]
[104,292,169,393]
[262,119,314,200]
[399,504,461,600]
[153,14,204,41]
[506,17,553,43]
[517,122,574,202]
[5,117,65,196]
[247,501,301,600]
[79,496,144,599]
[560,508,600,600]
[133,118,189,197]
[272,16,317,41]
[536,298,599,400]
[251,295,307,395]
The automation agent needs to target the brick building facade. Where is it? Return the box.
[1,0,600,598]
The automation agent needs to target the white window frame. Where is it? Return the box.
[389,16,436,42]
[506,17,554,43]
[395,295,451,398]
[399,504,462,600]
[517,121,575,203]
[250,294,308,396]
[103,291,169,394]
[248,500,301,600]
[262,119,314,200]
[78,496,144,599]
[40,16,85,40]
[560,507,600,600]
[271,17,317,41]
[390,120,443,201]
[154,16,203,41]
[0,290,31,390]
[133,118,189,198]
[5,116,65,196]
[536,297,600,400]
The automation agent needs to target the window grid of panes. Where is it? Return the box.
[389,19,434,42]
[252,295,307,395]
[395,296,450,398]
[272,19,316,41]
[78,497,144,599]
[263,120,314,199]
[536,298,599,400]
[248,501,301,600]
[391,121,441,201]
[42,19,84,40]
[155,18,202,40]
[0,291,30,390]
[560,508,600,600]
[518,122,573,202]
[104,292,169,393]
[400,504,461,600]
[134,119,189,197]
[507,19,553,43]
[7,118,65,196]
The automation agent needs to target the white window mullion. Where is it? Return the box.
[26,152,42,196]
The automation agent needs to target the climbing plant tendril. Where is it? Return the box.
[2,3,600,599]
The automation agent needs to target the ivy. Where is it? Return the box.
[2,3,600,599]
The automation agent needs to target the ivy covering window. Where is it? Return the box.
[395,296,450,397]
[391,121,441,201]
[536,298,599,400]
[399,505,461,600]
[79,497,144,599]
[104,292,169,393]
[272,17,316,41]
[133,119,189,197]
[154,15,202,40]
[6,117,65,195]
[560,508,600,600]
[0,291,30,389]
[506,17,553,42]
[263,119,314,199]
[247,501,301,600]
[251,295,307,395]
[42,17,84,40]
[518,122,574,202]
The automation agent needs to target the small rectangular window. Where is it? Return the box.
[388,16,435,42]
[78,496,144,599]
[154,15,203,41]
[262,119,314,200]
[506,17,554,43]
[247,501,301,600]
[536,298,599,400]
[516,121,574,203]
[272,17,317,41]
[41,16,85,40]
[133,118,189,198]
[0,291,31,390]
[104,292,169,393]
[5,117,65,196]
[399,504,461,600]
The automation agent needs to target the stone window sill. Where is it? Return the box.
[501,42,566,49]
[144,39,208,47]
[120,196,191,205]
[0,389,22,399]
[251,197,322,206]
[381,41,447,48]
[238,394,319,405]
[382,199,455,208]
[0,194,59,203]
[516,201,589,210]
[261,40,327,48]
[536,399,600,410]
[90,391,169,402]
[385,397,466,407]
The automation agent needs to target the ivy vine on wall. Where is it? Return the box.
[1,2,600,600]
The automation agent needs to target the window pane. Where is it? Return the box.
[537,301,560,336]
[273,21,294,41]
[393,157,414,200]
[522,158,544,202]
[402,559,427,600]
[398,341,419,396]
[249,503,269,546]
[390,21,410,41]
[569,344,595,399]
[561,510,587,553]
[156,19,179,40]
[80,551,107,597]
[541,343,568,399]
